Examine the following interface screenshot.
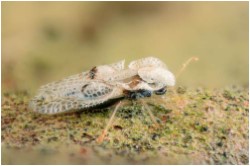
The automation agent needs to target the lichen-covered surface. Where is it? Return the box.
[1,86,249,164]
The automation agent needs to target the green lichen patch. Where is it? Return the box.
[1,86,249,164]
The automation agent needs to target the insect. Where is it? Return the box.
[29,57,179,143]
[29,57,175,114]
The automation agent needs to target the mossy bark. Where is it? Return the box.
[2,86,249,164]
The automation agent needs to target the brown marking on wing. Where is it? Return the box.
[89,66,97,79]
[122,75,143,98]
[122,89,130,97]
[128,80,140,89]
[81,84,89,93]
[127,75,142,89]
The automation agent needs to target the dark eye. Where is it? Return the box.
[141,90,152,97]
[154,87,167,95]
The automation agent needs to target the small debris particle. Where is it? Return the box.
[81,133,93,139]
[177,86,187,94]
[69,134,75,141]
[240,154,249,164]
[113,125,123,130]
[113,138,120,144]
[47,137,58,142]
[85,121,92,126]
[183,135,192,143]
[161,115,169,123]
[200,126,208,132]
[151,133,159,140]
[79,148,87,154]
[216,142,223,147]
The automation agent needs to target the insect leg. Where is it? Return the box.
[175,57,199,79]
[96,101,122,144]
[141,100,160,128]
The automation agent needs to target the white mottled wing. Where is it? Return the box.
[128,57,167,70]
[29,78,123,114]
[38,72,88,93]
[109,60,125,71]
[95,60,138,82]
[138,67,175,87]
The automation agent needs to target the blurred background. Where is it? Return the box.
[2,2,249,93]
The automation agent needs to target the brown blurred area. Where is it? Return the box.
[2,2,249,93]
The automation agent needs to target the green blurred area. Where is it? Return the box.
[2,2,249,92]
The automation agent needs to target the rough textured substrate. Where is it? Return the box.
[1,86,249,164]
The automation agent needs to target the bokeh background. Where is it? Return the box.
[2,2,249,93]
